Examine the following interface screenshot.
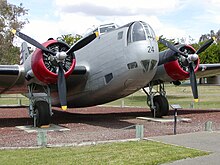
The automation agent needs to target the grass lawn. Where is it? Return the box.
[0,141,208,165]
[105,84,220,109]
[0,94,29,106]
[1,84,220,109]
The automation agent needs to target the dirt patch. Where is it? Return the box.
[0,106,220,147]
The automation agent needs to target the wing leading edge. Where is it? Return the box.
[0,65,25,94]
[0,64,87,94]
[196,64,220,78]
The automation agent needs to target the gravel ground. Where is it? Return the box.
[0,106,220,148]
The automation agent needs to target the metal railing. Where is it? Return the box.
[0,94,29,107]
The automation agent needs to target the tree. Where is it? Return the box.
[57,34,82,46]
[158,36,175,52]
[198,41,220,64]
[197,30,220,64]
[0,0,28,64]
[199,30,220,43]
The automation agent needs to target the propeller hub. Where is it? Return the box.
[187,54,198,62]
[56,51,67,62]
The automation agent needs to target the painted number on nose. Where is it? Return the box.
[148,46,154,53]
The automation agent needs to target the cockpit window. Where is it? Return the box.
[127,22,146,43]
[132,22,146,42]
[100,25,116,34]
[141,21,156,39]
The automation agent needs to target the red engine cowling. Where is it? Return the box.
[164,45,199,81]
[31,40,76,84]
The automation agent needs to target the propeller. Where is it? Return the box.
[11,29,56,56]
[196,38,215,54]
[158,37,214,102]
[159,38,187,57]
[189,62,198,101]
[66,32,98,55]
[58,62,67,110]
[12,29,98,110]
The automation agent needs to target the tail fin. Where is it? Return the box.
[20,42,30,65]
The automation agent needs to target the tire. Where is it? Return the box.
[34,100,50,127]
[151,95,169,118]
[160,96,169,116]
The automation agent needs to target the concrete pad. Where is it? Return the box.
[163,153,220,165]
[149,131,220,165]
[16,124,70,133]
[149,131,220,153]
[136,117,191,123]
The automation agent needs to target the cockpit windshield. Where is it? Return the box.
[100,25,116,34]
[132,22,146,42]
[141,21,156,39]
[127,21,156,44]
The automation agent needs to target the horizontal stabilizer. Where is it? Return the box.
[20,42,30,65]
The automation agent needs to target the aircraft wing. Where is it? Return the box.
[0,64,87,94]
[0,65,25,94]
[196,63,220,78]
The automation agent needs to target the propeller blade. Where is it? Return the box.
[189,62,198,102]
[66,32,98,55]
[11,29,56,56]
[58,62,67,110]
[159,38,187,57]
[196,38,214,54]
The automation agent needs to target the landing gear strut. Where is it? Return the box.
[143,82,169,118]
[28,84,52,127]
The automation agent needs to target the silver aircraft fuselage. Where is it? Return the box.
[59,21,159,107]
[0,21,159,108]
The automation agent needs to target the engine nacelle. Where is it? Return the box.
[31,40,76,84]
[153,44,199,82]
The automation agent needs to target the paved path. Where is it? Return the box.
[148,131,220,165]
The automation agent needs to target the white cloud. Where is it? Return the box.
[57,13,102,35]
[55,0,181,16]
[53,0,197,40]
[23,20,60,42]
[14,0,217,46]
[194,0,220,24]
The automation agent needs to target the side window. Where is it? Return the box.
[118,31,123,40]
[141,60,150,72]
[105,73,113,84]
[127,62,138,70]
[150,60,157,70]
[127,25,132,43]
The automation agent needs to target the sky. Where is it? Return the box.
[8,0,220,45]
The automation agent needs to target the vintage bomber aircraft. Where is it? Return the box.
[0,21,219,127]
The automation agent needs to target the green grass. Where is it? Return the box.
[0,141,209,165]
[106,84,220,109]
[0,94,29,106]
[1,84,220,109]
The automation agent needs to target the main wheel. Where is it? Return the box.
[160,95,169,116]
[151,95,169,118]
[34,100,51,127]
